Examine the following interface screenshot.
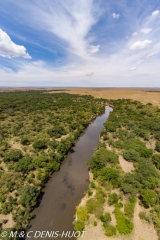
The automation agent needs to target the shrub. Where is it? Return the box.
[124,196,136,219]
[124,139,152,158]
[15,156,33,173]
[100,212,111,223]
[104,122,117,132]
[76,206,88,222]
[114,208,133,234]
[94,221,97,226]
[108,193,118,206]
[87,189,93,196]
[155,141,160,152]
[47,126,66,138]
[140,189,158,208]
[20,137,30,145]
[18,185,39,208]
[139,211,152,224]
[86,198,98,214]
[4,149,23,162]
[123,149,140,162]
[33,155,48,168]
[88,148,118,171]
[74,220,85,232]
[33,139,47,149]
[99,167,121,187]
[36,170,50,183]
[152,154,160,170]
[90,181,96,188]
[86,189,105,216]
[49,140,58,149]
[103,224,117,236]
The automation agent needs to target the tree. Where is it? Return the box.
[15,156,33,173]
[123,149,140,162]
[33,139,47,150]
[140,189,158,208]
[4,149,23,162]
[108,193,118,206]
[104,122,117,132]
[20,137,30,145]
[18,185,39,208]
[99,167,121,187]
[88,148,118,170]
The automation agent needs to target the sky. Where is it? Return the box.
[0,0,160,87]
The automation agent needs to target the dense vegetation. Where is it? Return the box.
[0,90,106,235]
[74,99,160,239]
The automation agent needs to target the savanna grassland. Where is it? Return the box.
[0,88,160,240]
[54,88,160,107]
[0,91,106,237]
[74,99,160,240]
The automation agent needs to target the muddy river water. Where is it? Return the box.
[26,107,112,240]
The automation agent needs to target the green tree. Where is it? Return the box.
[4,149,23,162]
[140,189,158,208]
[108,193,118,206]
[33,139,47,150]
[123,149,140,162]
[18,185,39,208]
[15,156,33,173]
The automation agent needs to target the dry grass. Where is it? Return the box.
[52,88,160,107]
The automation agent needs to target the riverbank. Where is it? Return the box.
[0,92,106,235]
[24,107,112,240]
[75,98,160,240]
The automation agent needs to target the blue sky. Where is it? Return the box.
[0,0,160,87]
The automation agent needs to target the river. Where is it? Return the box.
[26,107,112,240]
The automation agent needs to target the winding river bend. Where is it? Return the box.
[26,107,112,240]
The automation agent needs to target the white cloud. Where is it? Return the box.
[140,28,152,34]
[132,32,138,36]
[152,10,159,17]
[10,1,102,59]
[86,71,94,77]
[140,53,155,63]
[0,1,160,87]
[129,67,137,71]
[112,13,120,19]
[89,45,100,53]
[0,29,31,59]
[130,40,152,50]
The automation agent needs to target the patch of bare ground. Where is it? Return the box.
[103,200,116,226]
[10,141,22,150]
[55,133,70,142]
[132,201,158,240]
[0,213,14,229]
[9,140,25,154]
[106,144,112,151]
[0,162,8,171]
[146,139,156,150]
[119,155,134,173]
